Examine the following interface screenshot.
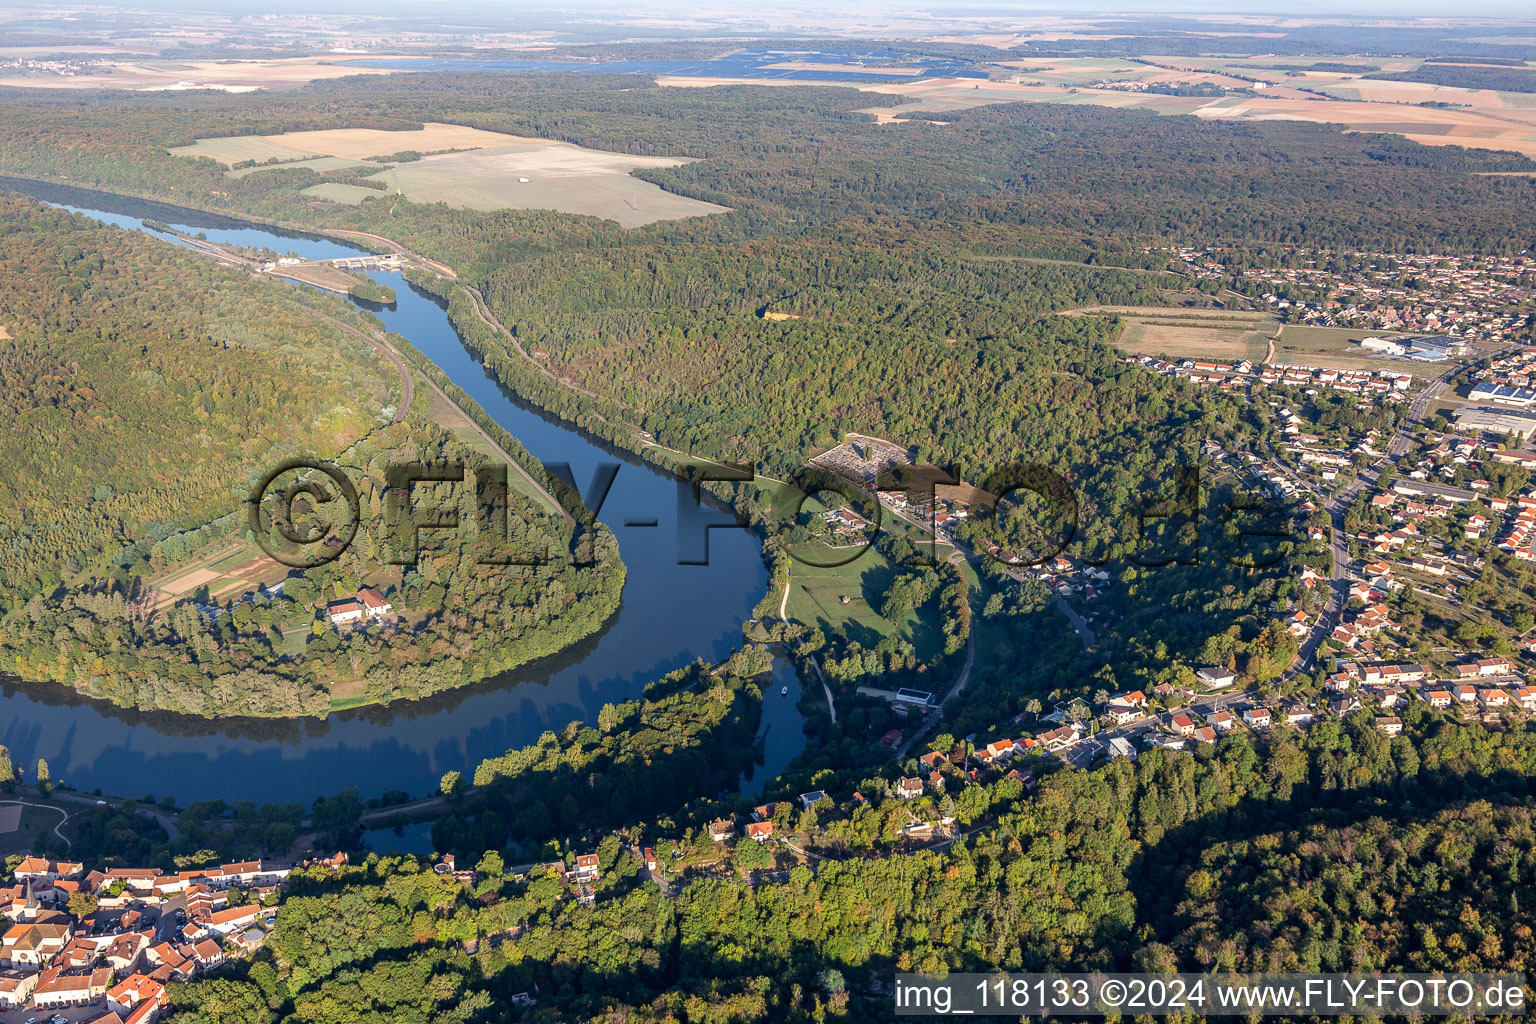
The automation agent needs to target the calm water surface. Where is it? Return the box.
[0,180,807,809]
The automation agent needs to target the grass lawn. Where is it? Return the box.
[786,540,947,659]
[1082,307,1276,363]
[300,182,382,205]
[0,800,74,858]
[1273,324,1432,371]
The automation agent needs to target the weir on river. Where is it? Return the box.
[0,179,806,818]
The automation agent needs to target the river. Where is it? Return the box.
[0,179,806,824]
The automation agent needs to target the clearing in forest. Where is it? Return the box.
[170,122,731,227]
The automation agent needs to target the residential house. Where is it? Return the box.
[325,599,365,627]
[0,970,37,1009]
[1243,707,1272,729]
[572,854,601,883]
[33,967,113,1009]
[107,973,166,1022]
[981,739,1015,764]
[743,822,774,842]
[1282,706,1314,727]
[204,904,265,937]
[1376,716,1404,736]
[12,859,83,885]
[357,586,392,618]
[896,777,924,800]
[1196,667,1237,689]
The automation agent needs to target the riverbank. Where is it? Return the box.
[0,180,779,806]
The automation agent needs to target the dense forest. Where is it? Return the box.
[0,198,624,716]
[161,705,1536,1023]
[6,71,1518,712]
[1365,63,1536,94]
[2,52,1534,1024]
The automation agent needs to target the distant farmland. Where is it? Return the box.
[170,122,730,228]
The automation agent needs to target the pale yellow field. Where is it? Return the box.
[0,56,401,92]
[300,182,379,205]
[1118,321,1273,363]
[663,69,1536,160]
[1066,307,1277,363]
[169,136,317,166]
[259,123,538,161]
[367,144,730,227]
[160,567,221,596]
[174,122,731,226]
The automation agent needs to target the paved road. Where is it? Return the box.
[0,799,72,850]
[894,629,976,760]
[1278,350,1496,680]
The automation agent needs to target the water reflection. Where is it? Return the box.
[0,179,806,806]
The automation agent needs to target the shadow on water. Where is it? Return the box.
[0,178,803,806]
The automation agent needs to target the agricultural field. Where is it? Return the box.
[1271,324,1435,371]
[145,537,288,613]
[0,56,404,92]
[171,122,731,227]
[168,135,318,166]
[671,53,1536,159]
[300,182,379,205]
[227,155,381,179]
[1080,306,1277,363]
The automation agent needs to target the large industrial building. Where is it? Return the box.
[1454,406,1536,437]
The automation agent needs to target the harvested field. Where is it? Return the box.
[300,182,380,205]
[227,156,381,179]
[174,122,731,227]
[159,567,221,597]
[1069,306,1275,363]
[169,136,316,167]
[0,56,403,92]
[257,122,533,161]
[1118,322,1271,363]
[367,144,730,227]
[662,66,1536,160]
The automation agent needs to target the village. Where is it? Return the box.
[0,858,291,1023]
[1128,352,1416,403]
[1162,245,1535,343]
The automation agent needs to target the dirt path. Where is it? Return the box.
[0,799,71,850]
[894,628,975,759]
[778,576,837,724]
